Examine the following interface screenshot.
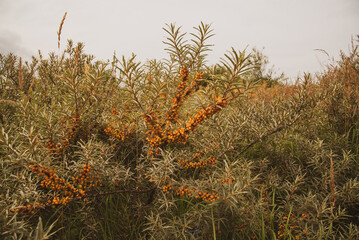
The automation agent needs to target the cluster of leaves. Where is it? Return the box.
[0,23,358,239]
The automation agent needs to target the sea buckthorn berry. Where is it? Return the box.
[162,185,173,194]
[15,163,100,214]
[104,123,135,142]
[178,157,216,169]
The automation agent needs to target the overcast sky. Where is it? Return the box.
[0,0,358,80]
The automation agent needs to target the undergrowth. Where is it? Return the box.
[0,21,358,239]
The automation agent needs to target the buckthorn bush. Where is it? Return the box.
[0,23,358,239]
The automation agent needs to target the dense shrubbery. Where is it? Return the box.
[0,23,358,239]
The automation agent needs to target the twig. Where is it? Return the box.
[86,187,158,198]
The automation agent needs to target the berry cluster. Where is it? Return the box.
[30,164,82,197]
[123,103,135,113]
[221,176,236,184]
[111,107,119,116]
[143,66,229,155]
[144,110,166,151]
[175,187,220,202]
[165,96,228,145]
[46,111,81,154]
[178,157,216,169]
[105,107,136,142]
[183,96,228,133]
[104,123,136,142]
[144,173,169,184]
[161,184,172,194]
[277,212,309,240]
[10,202,42,215]
[176,186,193,197]
[72,164,100,193]
[11,164,99,215]
[194,191,220,202]
[166,67,203,124]
[177,146,218,169]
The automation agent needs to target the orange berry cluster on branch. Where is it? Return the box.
[146,75,154,85]
[219,168,236,184]
[143,66,228,155]
[277,212,309,240]
[30,164,83,197]
[111,107,119,116]
[194,191,220,202]
[166,67,203,124]
[144,110,166,149]
[158,183,221,202]
[47,111,81,154]
[72,164,100,193]
[175,186,220,202]
[145,173,170,184]
[161,184,172,194]
[258,185,268,202]
[124,103,135,113]
[178,157,216,169]
[164,96,228,145]
[177,144,219,169]
[221,176,236,184]
[45,141,62,154]
[105,107,136,142]
[104,123,136,142]
[10,202,43,215]
[183,96,227,132]
[176,186,194,197]
[111,105,135,115]
[11,164,99,215]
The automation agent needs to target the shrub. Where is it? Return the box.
[0,23,358,239]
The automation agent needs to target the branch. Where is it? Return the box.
[86,187,158,198]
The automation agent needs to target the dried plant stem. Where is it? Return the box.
[329,155,336,214]
[74,46,79,67]
[211,206,217,240]
[0,99,20,105]
[26,77,35,102]
[57,12,67,50]
[18,57,23,90]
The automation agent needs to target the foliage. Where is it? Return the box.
[0,23,358,239]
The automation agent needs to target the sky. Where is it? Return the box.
[0,0,358,80]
